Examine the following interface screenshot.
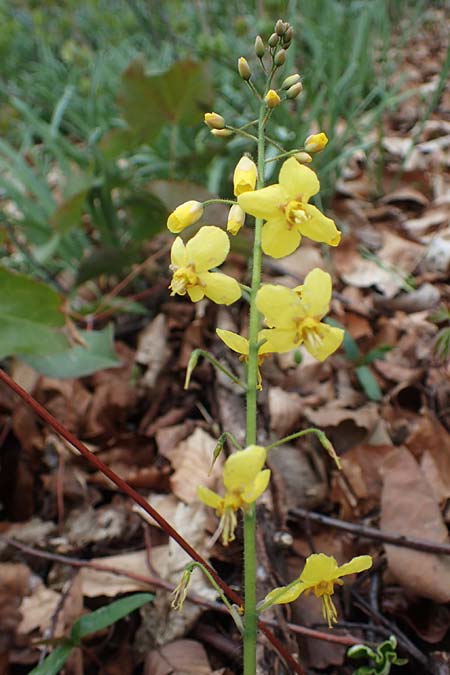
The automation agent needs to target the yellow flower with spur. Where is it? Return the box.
[238,156,341,258]
[256,268,344,361]
[216,328,273,390]
[169,226,241,305]
[259,553,372,627]
[197,445,270,545]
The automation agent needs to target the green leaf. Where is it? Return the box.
[356,365,382,401]
[0,268,68,359]
[123,191,168,241]
[22,325,121,378]
[71,593,153,642]
[361,345,393,365]
[28,642,73,675]
[118,58,211,144]
[75,245,138,286]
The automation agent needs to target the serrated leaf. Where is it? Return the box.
[0,268,68,358]
[71,593,153,642]
[28,642,73,675]
[356,365,382,401]
[22,325,120,378]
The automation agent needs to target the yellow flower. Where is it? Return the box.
[233,156,257,197]
[226,204,246,236]
[304,132,328,153]
[216,328,273,389]
[256,268,344,361]
[167,200,204,234]
[197,445,271,545]
[260,553,373,627]
[265,89,281,108]
[169,226,241,305]
[238,156,341,258]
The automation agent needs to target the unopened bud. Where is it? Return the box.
[283,39,292,50]
[275,19,285,36]
[167,200,204,234]
[304,132,329,153]
[268,32,279,48]
[286,82,303,99]
[255,35,265,58]
[233,156,257,196]
[284,26,294,42]
[265,89,281,108]
[238,56,251,80]
[281,73,301,90]
[274,49,286,67]
[204,112,225,130]
[210,128,233,138]
[227,204,246,235]
[294,152,313,164]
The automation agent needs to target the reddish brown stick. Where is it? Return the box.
[0,367,304,675]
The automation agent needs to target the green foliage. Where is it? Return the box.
[428,305,450,361]
[347,635,408,674]
[29,593,153,675]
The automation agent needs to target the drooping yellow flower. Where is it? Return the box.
[226,204,246,236]
[233,156,257,197]
[304,132,328,153]
[167,200,204,234]
[197,445,271,545]
[256,268,344,361]
[238,157,341,258]
[260,553,372,627]
[169,226,241,305]
[216,328,273,389]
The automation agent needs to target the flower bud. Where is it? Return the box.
[233,156,257,196]
[210,128,233,138]
[167,200,203,234]
[265,89,281,108]
[294,151,313,164]
[275,19,285,36]
[284,26,293,42]
[281,73,301,90]
[227,204,246,235]
[204,112,225,130]
[238,56,251,81]
[286,82,303,99]
[268,32,279,48]
[274,49,286,67]
[255,35,265,58]
[304,132,329,153]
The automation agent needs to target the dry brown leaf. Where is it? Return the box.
[144,639,213,675]
[169,428,223,504]
[80,550,161,597]
[268,387,303,437]
[303,403,379,431]
[380,446,450,602]
[18,583,63,636]
[135,313,170,388]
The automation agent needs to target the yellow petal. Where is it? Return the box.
[263,580,304,606]
[167,200,204,233]
[259,328,299,353]
[197,485,223,510]
[242,468,271,503]
[278,157,320,202]
[171,237,187,268]
[256,284,301,328]
[186,226,230,272]
[336,555,373,578]
[298,268,332,318]
[303,322,344,361]
[261,218,302,258]
[198,272,241,305]
[223,445,267,493]
[257,330,275,355]
[300,553,339,586]
[301,205,341,246]
[216,329,249,355]
[233,156,257,196]
[238,184,287,220]
[187,285,205,302]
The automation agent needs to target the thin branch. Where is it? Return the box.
[290,507,450,556]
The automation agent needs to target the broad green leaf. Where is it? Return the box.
[118,58,211,144]
[123,191,168,241]
[28,642,73,675]
[71,593,153,642]
[361,345,393,365]
[75,245,138,286]
[50,189,88,233]
[356,365,382,402]
[22,325,120,378]
[0,268,68,358]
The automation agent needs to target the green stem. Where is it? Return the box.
[242,97,267,675]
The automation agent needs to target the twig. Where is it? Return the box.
[0,368,303,675]
[290,507,450,556]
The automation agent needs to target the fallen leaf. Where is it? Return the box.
[169,428,223,504]
[144,639,213,675]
